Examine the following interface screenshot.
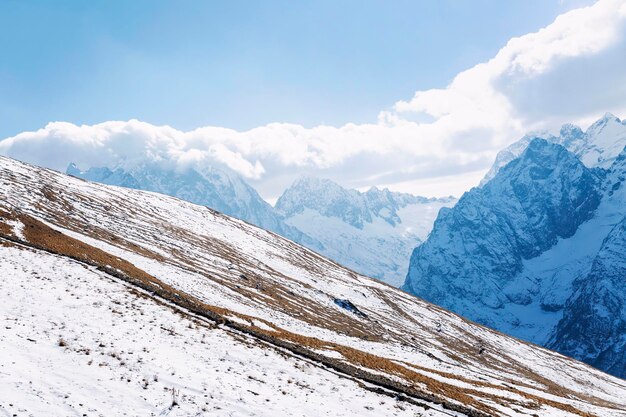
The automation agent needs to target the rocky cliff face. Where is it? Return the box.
[403,133,626,378]
[549,215,626,377]
[404,139,602,327]
[548,149,626,376]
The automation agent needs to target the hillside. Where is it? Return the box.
[2,156,626,416]
[65,164,451,287]
[65,162,320,251]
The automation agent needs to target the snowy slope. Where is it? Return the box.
[2,244,464,417]
[404,138,626,378]
[66,162,321,251]
[2,156,626,416]
[480,113,626,185]
[66,162,454,287]
[276,177,456,286]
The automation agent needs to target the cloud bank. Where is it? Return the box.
[1,0,626,200]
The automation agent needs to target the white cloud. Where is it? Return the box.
[1,0,625,201]
[365,169,489,200]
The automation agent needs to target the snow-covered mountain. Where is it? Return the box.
[403,116,626,378]
[3,155,626,416]
[548,150,626,377]
[480,112,626,185]
[67,164,453,287]
[276,177,456,286]
[66,162,321,251]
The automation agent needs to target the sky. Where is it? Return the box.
[2,0,625,201]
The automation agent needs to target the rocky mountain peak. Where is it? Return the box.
[481,113,626,186]
[403,139,602,330]
[403,133,626,378]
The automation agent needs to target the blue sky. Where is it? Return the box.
[2,0,624,199]
[0,0,591,139]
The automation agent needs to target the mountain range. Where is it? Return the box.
[3,155,626,416]
[481,112,626,185]
[67,163,453,286]
[275,177,455,286]
[403,113,626,378]
[65,161,319,250]
[2,112,626,395]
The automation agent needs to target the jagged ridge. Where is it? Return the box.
[276,177,455,286]
[404,129,626,378]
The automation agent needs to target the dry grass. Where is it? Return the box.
[0,210,610,417]
[23,178,383,341]
[0,163,621,417]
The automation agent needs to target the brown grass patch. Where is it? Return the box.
[0,210,611,417]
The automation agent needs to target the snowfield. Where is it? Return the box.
[1,245,456,417]
[2,155,626,417]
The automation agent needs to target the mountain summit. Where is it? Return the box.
[481,112,626,185]
[276,177,456,285]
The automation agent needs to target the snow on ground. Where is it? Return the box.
[0,245,458,417]
[3,155,626,417]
